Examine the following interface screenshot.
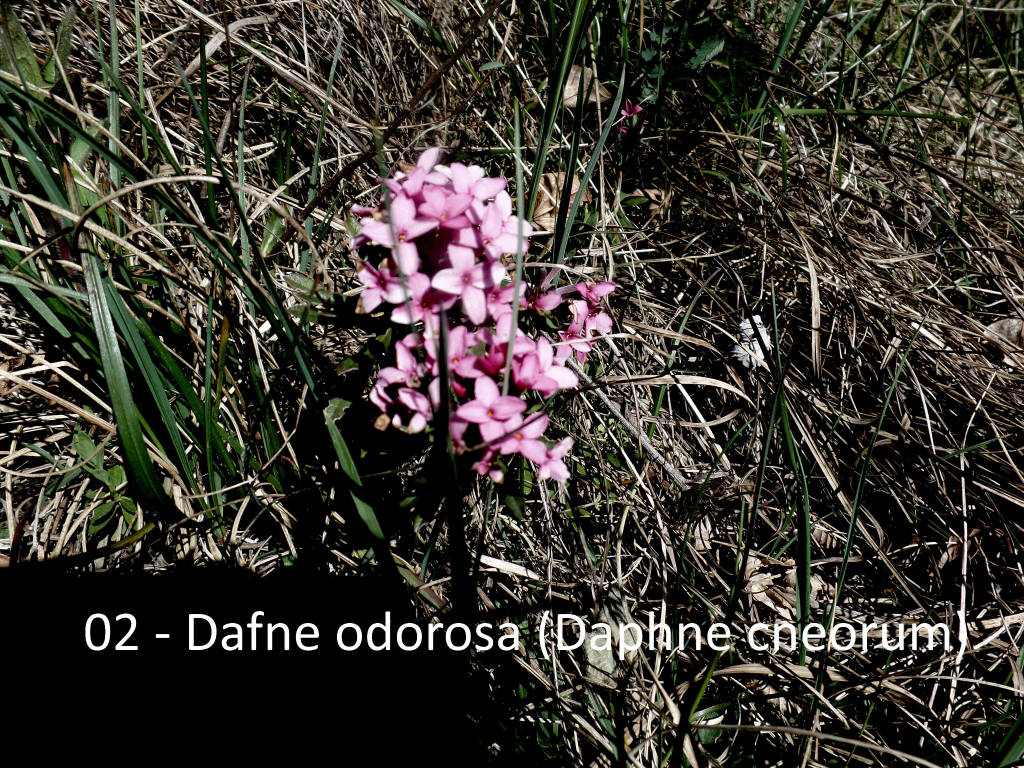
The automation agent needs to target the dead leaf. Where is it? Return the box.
[563,65,611,109]
[745,556,827,622]
[691,514,713,552]
[0,354,25,397]
[811,521,848,553]
[532,172,590,232]
[986,318,1024,347]
[984,318,1024,366]
[744,555,794,621]
[634,188,672,219]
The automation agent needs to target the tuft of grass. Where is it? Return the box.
[2,0,1024,764]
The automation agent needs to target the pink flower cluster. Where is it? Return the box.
[619,99,643,134]
[352,148,615,484]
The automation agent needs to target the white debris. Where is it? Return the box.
[732,315,773,369]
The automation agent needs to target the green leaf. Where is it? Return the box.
[82,250,168,507]
[997,711,1024,767]
[336,358,358,374]
[285,273,315,294]
[384,0,449,52]
[688,37,724,72]
[0,0,44,88]
[88,501,116,535]
[324,400,384,540]
[287,305,319,323]
[351,490,385,541]
[107,464,126,488]
[259,212,285,258]
[43,4,77,86]
[503,494,524,521]
[72,429,103,472]
[325,403,360,487]
[325,397,353,421]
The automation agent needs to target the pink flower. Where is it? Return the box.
[460,192,532,261]
[569,299,613,336]
[418,187,474,230]
[484,282,517,325]
[396,387,432,433]
[575,281,617,305]
[621,99,642,118]
[497,413,550,464]
[619,100,642,135]
[559,321,595,363]
[357,261,407,312]
[359,194,437,273]
[522,288,563,312]
[455,377,526,442]
[368,367,408,412]
[390,273,435,325]
[513,338,579,396]
[431,245,504,325]
[538,437,573,483]
[354,147,590,485]
[442,325,484,380]
[447,163,507,201]
[472,447,504,483]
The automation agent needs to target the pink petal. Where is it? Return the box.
[417,147,442,171]
[432,268,464,295]
[485,261,508,287]
[587,312,613,335]
[447,325,468,356]
[549,436,573,460]
[455,402,491,424]
[539,457,569,483]
[474,376,499,405]
[492,232,527,256]
[494,191,512,218]
[543,365,578,390]
[360,288,383,312]
[536,291,563,311]
[444,194,474,219]
[360,219,394,246]
[393,242,421,275]
[515,355,539,387]
[447,244,476,272]
[516,438,549,465]
[388,195,417,228]
[536,338,554,369]
[472,176,506,200]
[404,217,440,240]
[479,420,507,444]
[462,287,487,325]
[530,376,561,396]
[449,416,469,446]
[419,186,448,218]
[449,163,472,194]
[521,413,549,438]
[439,215,471,230]
[398,387,431,415]
[490,396,526,420]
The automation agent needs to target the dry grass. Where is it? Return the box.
[3,0,1024,764]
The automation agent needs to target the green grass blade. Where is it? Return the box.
[81,249,167,507]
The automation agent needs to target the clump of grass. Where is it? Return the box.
[3,0,1024,764]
